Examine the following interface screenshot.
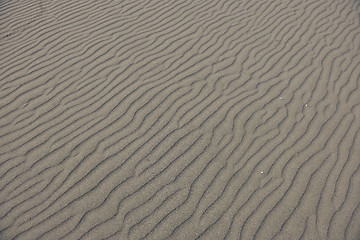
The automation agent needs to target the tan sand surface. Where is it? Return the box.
[1,0,360,239]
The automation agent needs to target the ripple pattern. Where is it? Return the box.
[1,0,360,239]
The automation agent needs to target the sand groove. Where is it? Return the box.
[1,0,360,239]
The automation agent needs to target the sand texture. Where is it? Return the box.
[1,0,360,239]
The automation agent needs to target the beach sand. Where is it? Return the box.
[1,0,360,239]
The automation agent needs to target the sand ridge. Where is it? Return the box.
[1,0,360,239]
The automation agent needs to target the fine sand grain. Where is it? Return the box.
[1,0,360,239]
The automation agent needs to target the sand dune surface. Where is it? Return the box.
[1,0,360,239]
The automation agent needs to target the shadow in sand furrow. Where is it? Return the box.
[1,0,360,239]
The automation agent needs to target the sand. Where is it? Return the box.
[1,0,360,239]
